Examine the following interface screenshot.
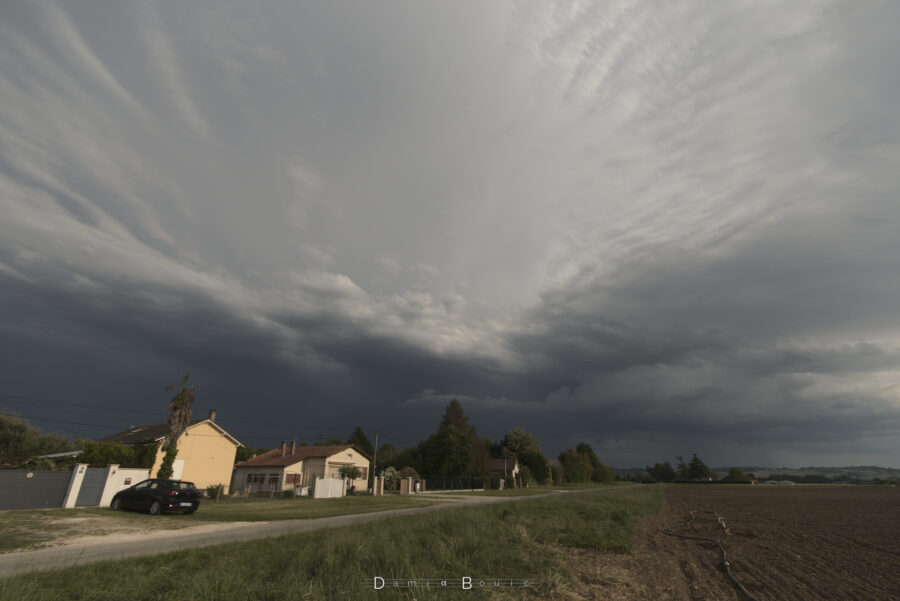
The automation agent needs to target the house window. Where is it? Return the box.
[361,467,368,480]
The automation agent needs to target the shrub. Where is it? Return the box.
[79,440,158,468]
[398,466,420,480]
[381,467,399,490]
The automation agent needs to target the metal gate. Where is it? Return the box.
[75,467,106,506]
[0,470,72,510]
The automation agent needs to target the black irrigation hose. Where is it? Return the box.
[662,510,762,601]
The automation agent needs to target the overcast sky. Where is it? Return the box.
[2,1,899,469]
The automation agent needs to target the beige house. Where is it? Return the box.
[231,442,371,493]
[102,410,242,493]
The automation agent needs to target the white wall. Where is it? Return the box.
[98,466,151,508]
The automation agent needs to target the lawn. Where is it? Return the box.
[0,495,446,553]
[441,487,564,496]
[178,494,446,522]
[0,485,663,600]
[442,482,632,495]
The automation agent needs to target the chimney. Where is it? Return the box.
[208,409,217,422]
[281,441,287,457]
[290,440,296,455]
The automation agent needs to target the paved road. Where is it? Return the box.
[0,489,614,578]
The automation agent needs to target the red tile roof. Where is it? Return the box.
[234,444,369,468]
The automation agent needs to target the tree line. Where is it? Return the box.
[640,454,753,483]
[1,382,619,487]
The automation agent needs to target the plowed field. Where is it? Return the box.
[567,485,900,601]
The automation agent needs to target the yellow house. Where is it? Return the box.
[231,442,371,494]
[101,410,242,493]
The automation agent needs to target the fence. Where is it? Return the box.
[0,464,151,511]
[0,469,72,510]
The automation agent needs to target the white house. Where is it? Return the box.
[230,442,371,493]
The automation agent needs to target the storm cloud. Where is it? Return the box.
[2,1,899,467]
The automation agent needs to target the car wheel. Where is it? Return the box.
[148,500,161,515]
[110,498,122,511]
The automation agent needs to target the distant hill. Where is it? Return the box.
[720,465,900,481]
[613,465,900,482]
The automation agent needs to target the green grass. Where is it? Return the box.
[441,488,564,497]
[437,482,629,497]
[0,496,445,554]
[0,486,662,600]
[179,494,445,522]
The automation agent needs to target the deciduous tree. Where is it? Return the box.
[501,427,541,456]
[422,425,473,476]
[575,443,615,483]
[0,412,76,466]
[646,462,677,482]
[518,449,550,484]
[558,448,593,483]
[726,467,750,482]
[381,466,399,490]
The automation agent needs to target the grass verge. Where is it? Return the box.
[172,494,446,522]
[0,486,662,600]
[441,488,564,497]
[0,496,446,554]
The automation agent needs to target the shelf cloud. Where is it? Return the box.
[2,1,899,467]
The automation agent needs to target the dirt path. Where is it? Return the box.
[0,489,603,578]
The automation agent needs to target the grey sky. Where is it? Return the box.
[2,1,899,468]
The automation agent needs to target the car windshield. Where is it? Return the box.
[175,482,196,490]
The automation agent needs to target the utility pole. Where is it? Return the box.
[372,431,379,491]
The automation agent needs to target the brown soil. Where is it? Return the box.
[565,485,900,601]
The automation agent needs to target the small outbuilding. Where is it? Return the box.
[486,456,521,486]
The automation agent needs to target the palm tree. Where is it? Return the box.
[157,373,194,479]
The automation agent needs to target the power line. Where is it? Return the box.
[0,392,163,416]
[0,391,425,449]
[0,390,359,431]
[1,413,121,430]
[0,398,139,426]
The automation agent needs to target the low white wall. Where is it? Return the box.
[313,477,345,499]
[98,466,151,508]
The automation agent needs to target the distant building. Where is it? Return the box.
[486,456,520,485]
